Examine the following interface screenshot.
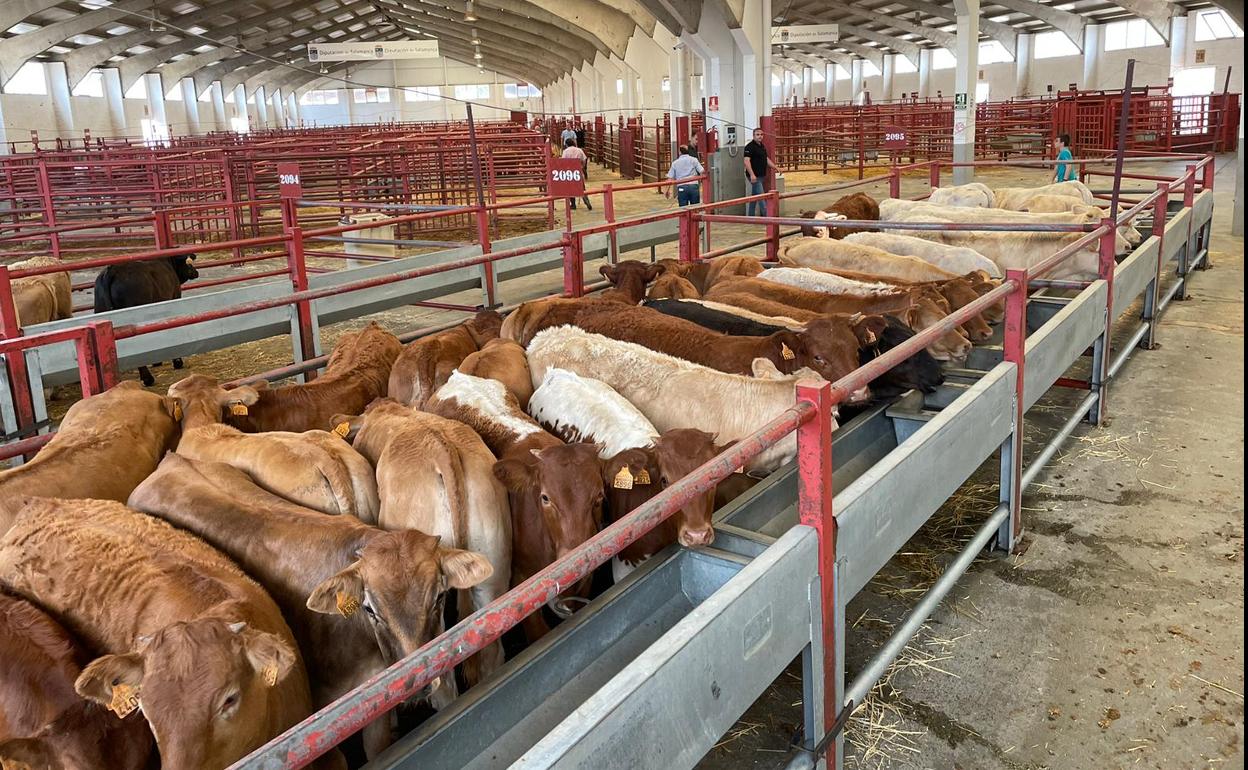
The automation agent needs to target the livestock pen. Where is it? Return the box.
[0,151,1217,769]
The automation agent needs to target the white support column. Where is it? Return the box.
[882,55,896,102]
[270,89,285,128]
[918,49,932,98]
[850,59,864,104]
[1015,33,1033,97]
[953,0,979,184]
[0,98,10,153]
[287,92,300,127]
[232,83,249,130]
[46,62,75,138]
[670,45,691,118]
[102,68,126,135]
[825,62,836,103]
[1169,15,1188,79]
[1234,97,1243,236]
[254,86,269,127]
[801,66,813,103]
[180,78,201,134]
[1082,24,1103,89]
[685,0,770,140]
[144,73,169,141]
[210,81,227,130]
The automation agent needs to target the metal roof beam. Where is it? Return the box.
[1103,0,1178,41]
[836,22,921,63]
[986,0,1086,48]
[872,0,1018,50]
[480,0,637,57]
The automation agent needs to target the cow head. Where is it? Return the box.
[865,316,946,398]
[646,272,701,300]
[902,297,972,361]
[779,314,887,403]
[169,254,198,284]
[966,272,1005,324]
[464,310,504,347]
[494,442,605,561]
[324,321,402,379]
[651,429,721,548]
[306,530,491,687]
[600,260,665,287]
[938,278,993,343]
[168,375,260,426]
[75,615,295,770]
[798,210,848,238]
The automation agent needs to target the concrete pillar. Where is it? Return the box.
[952,0,979,184]
[685,0,770,138]
[1082,24,1103,89]
[850,59,864,103]
[180,78,201,134]
[270,89,285,128]
[1015,33,1033,97]
[1169,15,1188,79]
[287,92,299,127]
[799,67,812,103]
[0,99,10,153]
[918,49,932,98]
[102,68,126,135]
[670,45,691,117]
[254,86,269,127]
[825,62,836,103]
[210,81,227,129]
[1233,97,1243,236]
[46,62,75,138]
[144,73,168,141]
[882,56,896,102]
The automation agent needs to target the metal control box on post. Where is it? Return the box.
[707,150,747,214]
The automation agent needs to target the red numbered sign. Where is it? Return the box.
[548,157,586,197]
[277,162,303,198]
[882,126,909,150]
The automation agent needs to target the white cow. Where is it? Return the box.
[528,368,658,458]
[526,327,831,476]
[759,267,897,297]
[994,180,1095,209]
[844,232,1002,278]
[883,214,1101,279]
[777,236,960,282]
[926,182,995,209]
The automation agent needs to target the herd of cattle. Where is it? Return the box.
[0,178,1132,770]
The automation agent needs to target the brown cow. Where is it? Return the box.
[0,590,152,770]
[331,399,511,681]
[598,260,665,304]
[566,302,885,389]
[706,276,916,317]
[168,374,379,519]
[226,321,401,433]
[655,255,764,294]
[388,310,502,406]
[799,192,880,239]
[0,380,179,536]
[10,256,73,328]
[426,371,604,642]
[128,453,492,756]
[646,271,701,300]
[0,498,337,770]
[458,337,534,410]
[499,297,618,347]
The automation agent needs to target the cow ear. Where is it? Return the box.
[851,315,889,347]
[492,459,534,491]
[328,414,362,441]
[238,628,297,688]
[75,653,145,706]
[438,547,494,589]
[599,264,617,283]
[751,357,784,379]
[771,331,805,363]
[162,395,182,421]
[218,385,260,407]
[603,448,649,487]
[307,562,365,618]
[643,263,665,283]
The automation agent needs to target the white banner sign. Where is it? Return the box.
[307,40,440,62]
[771,24,840,44]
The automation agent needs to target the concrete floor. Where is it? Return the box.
[700,157,1244,770]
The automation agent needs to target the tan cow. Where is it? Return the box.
[458,337,534,410]
[993,180,1095,208]
[926,182,995,209]
[168,374,378,519]
[778,236,960,282]
[426,371,605,642]
[0,590,153,770]
[597,260,665,304]
[526,326,833,476]
[843,232,1002,278]
[880,198,1134,254]
[654,255,765,294]
[332,399,511,677]
[0,380,179,536]
[388,310,502,406]
[128,453,493,756]
[227,321,401,433]
[9,256,73,328]
[0,498,338,770]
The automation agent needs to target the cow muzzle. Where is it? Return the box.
[678,525,715,548]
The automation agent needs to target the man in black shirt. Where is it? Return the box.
[742,128,777,216]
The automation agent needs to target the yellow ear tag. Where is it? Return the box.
[109,683,141,718]
[336,591,360,618]
[612,466,634,490]
[230,403,249,416]
[635,468,652,485]
[261,663,279,687]
[332,422,351,439]
[781,343,796,361]
[172,402,183,421]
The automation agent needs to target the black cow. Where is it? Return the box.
[644,298,943,400]
[94,254,199,386]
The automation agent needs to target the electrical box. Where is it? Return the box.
[707,149,746,214]
[725,125,737,146]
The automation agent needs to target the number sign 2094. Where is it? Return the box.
[278,173,300,185]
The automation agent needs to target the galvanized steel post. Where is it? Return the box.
[1141,182,1169,350]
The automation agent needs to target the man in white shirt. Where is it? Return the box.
[665,145,705,206]
[561,138,592,210]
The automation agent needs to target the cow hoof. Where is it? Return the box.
[172,358,185,369]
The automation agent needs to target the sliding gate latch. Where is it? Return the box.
[784,699,856,769]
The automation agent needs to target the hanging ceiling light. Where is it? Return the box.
[148,8,166,33]
[319,63,328,74]
[470,28,481,45]
[464,0,477,21]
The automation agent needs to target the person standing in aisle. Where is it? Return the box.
[665,145,704,206]
[562,138,592,210]
[1053,133,1076,183]
[559,124,578,155]
[743,127,778,216]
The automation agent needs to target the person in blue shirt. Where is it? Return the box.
[1053,133,1076,183]
[665,145,705,206]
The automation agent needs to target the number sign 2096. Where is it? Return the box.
[551,168,583,182]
